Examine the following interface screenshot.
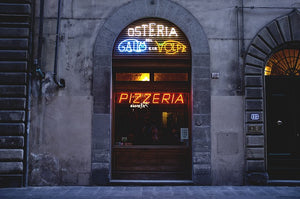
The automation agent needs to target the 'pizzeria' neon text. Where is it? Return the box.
[117,93,186,104]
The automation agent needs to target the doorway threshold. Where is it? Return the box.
[268,180,300,186]
[109,180,194,185]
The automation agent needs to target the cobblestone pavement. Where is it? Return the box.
[0,186,300,199]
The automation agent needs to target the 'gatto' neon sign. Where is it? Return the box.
[118,39,147,53]
[117,92,187,104]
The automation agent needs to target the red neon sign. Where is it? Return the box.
[116,92,187,104]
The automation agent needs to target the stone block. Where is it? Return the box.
[0,162,23,174]
[258,28,277,49]
[245,65,263,75]
[246,172,268,185]
[247,45,267,60]
[246,124,264,134]
[0,175,23,187]
[246,135,264,147]
[267,21,284,46]
[0,123,25,136]
[192,54,210,67]
[192,67,210,79]
[290,10,300,41]
[245,87,263,99]
[277,16,292,42]
[91,162,109,185]
[247,148,264,159]
[246,160,265,172]
[0,136,24,148]
[245,99,263,111]
[0,86,26,97]
[193,114,210,127]
[245,55,264,67]
[29,153,60,186]
[92,114,110,150]
[0,98,26,110]
[0,149,23,161]
[193,152,210,164]
[192,126,210,152]
[0,111,25,122]
[193,79,210,91]
[217,132,239,155]
[93,149,110,163]
[91,168,109,185]
[252,37,272,55]
[245,76,263,87]
[193,164,211,185]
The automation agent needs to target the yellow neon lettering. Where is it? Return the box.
[174,94,184,104]
[155,41,164,52]
[155,40,187,55]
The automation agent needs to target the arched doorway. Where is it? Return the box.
[111,18,192,180]
[244,9,300,184]
[92,0,210,185]
[265,46,300,180]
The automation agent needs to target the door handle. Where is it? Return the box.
[276,120,283,126]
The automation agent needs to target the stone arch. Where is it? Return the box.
[244,9,300,184]
[92,0,210,185]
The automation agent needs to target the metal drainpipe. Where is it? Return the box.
[53,0,65,88]
[35,0,45,78]
[241,0,245,58]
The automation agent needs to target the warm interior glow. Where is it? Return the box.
[116,73,150,81]
[139,73,150,81]
[265,49,300,76]
[162,112,168,127]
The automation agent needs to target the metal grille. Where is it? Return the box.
[265,49,300,76]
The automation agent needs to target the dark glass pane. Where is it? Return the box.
[154,73,188,81]
[114,103,189,146]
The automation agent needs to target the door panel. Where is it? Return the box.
[266,77,300,180]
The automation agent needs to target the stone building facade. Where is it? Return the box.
[0,0,299,186]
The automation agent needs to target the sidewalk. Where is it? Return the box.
[0,186,300,199]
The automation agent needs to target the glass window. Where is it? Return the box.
[116,73,150,81]
[154,73,188,81]
[114,103,189,146]
[265,49,300,76]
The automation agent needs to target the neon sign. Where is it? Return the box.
[114,18,190,56]
[116,92,187,104]
[118,39,147,53]
[155,40,186,54]
[127,23,178,37]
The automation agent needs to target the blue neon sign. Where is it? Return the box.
[118,39,147,53]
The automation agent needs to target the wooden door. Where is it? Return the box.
[266,77,300,180]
